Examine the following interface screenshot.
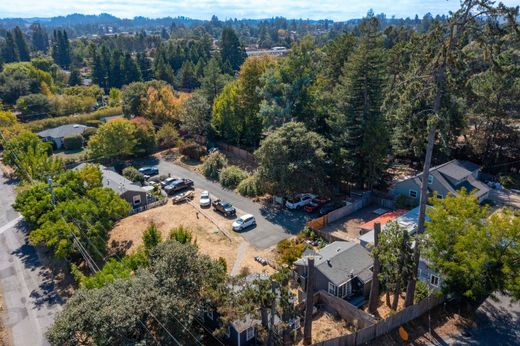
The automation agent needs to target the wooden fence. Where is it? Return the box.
[316,291,376,330]
[217,142,256,162]
[313,294,446,346]
[129,198,168,215]
[305,193,370,231]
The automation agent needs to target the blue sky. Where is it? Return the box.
[0,0,518,20]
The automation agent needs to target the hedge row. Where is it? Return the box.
[25,106,122,132]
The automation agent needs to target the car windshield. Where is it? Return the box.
[235,218,244,224]
[222,203,231,208]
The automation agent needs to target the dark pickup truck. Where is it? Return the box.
[212,199,236,217]
[164,178,194,195]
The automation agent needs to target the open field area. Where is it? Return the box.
[109,193,277,276]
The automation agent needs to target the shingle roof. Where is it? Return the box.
[295,241,373,286]
[74,164,145,195]
[37,124,89,139]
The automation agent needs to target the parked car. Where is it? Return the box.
[232,214,256,231]
[160,177,177,187]
[319,202,343,215]
[212,199,236,217]
[164,178,194,195]
[285,194,316,210]
[255,256,268,266]
[138,166,159,178]
[303,197,328,213]
[199,190,211,207]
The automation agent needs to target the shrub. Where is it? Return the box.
[395,194,414,209]
[219,165,247,189]
[202,152,228,179]
[217,257,227,272]
[237,174,263,197]
[143,222,162,253]
[499,174,519,189]
[63,134,83,151]
[179,140,205,161]
[156,123,180,149]
[276,239,305,265]
[82,127,97,139]
[169,225,194,244]
[16,93,51,115]
[122,167,145,183]
[414,280,430,302]
[85,120,102,128]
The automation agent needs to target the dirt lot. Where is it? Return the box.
[363,293,407,319]
[295,310,353,345]
[0,290,10,346]
[319,205,389,241]
[109,193,275,276]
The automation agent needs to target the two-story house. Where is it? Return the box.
[391,159,490,205]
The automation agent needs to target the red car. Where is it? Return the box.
[303,197,328,213]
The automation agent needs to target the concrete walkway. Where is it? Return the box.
[230,241,248,276]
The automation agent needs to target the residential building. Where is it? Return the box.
[37,124,91,149]
[391,159,490,205]
[75,164,155,209]
[294,241,373,307]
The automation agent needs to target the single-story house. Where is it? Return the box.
[391,159,490,205]
[294,241,373,304]
[37,124,91,149]
[75,164,155,209]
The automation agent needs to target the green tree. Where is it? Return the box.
[131,117,157,156]
[179,93,211,136]
[425,191,520,301]
[122,166,145,183]
[136,52,152,81]
[328,17,388,188]
[169,225,193,244]
[122,52,142,86]
[219,165,247,189]
[31,23,48,52]
[200,57,231,103]
[13,27,31,61]
[16,93,51,115]
[220,27,246,71]
[51,30,71,69]
[202,151,228,180]
[68,69,82,86]
[1,32,18,63]
[0,110,18,127]
[156,123,180,149]
[88,119,137,160]
[255,122,328,197]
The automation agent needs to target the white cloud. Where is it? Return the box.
[1,0,519,20]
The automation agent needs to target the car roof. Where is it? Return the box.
[240,214,254,219]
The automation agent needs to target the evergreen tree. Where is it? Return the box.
[13,27,30,61]
[1,32,18,63]
[68,69,82,86]
[31,23,48,52]
[109,50,123,89]
[52,30,71,68]
[122,52,141,86]
[328,17,388,188]
[153,52,175,84]
[136,52,152,81]
[91,48,108,90]
[220,27,246,71]
[200,57,231,103]
[177,60,198,90]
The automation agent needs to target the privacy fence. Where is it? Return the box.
[312,294,446,346]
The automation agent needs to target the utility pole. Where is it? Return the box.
[303,257,315,345]
[368,222,381,314]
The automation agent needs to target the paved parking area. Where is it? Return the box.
[135,157,313,249]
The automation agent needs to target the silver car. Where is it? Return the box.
[199,190,211,207]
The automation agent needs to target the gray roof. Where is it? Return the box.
[295,241,373,286]
[407,159,489,198]
[74,164,145,195]
[37,124,89,139]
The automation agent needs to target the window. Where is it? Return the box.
[246,327,255,341]
[132,195,142,206]
[430,275,440,287]
[436,193,443,199]
[409,190,418,198]
[328,282,337,296]
[428,175,433,185]
[206,311,213,320]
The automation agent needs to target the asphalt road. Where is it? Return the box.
[148,158,312,249]
[0,176,63,346]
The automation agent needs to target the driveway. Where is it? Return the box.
[0,176,64,346]
[140,158,312,249]
[489,188,520,209]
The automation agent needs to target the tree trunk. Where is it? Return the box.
[303,258,315,345]
[385,290,391,308]
[392,229,409,310]
[261,307,269,328]
[367,223,381,314]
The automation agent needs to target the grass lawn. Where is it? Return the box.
[53,147,87,160]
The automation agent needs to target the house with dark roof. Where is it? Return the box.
[391,159,490,205]
[37,124,91,149]
[294,241,373,306]
[75,164,155,209]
